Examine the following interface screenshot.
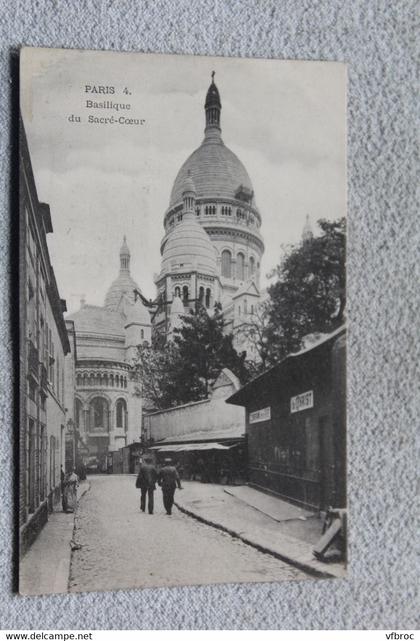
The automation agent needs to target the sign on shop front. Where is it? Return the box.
[249,406,271,424]
[290,390,314,413]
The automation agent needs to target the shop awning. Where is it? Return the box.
[149,442,234,452]
[149,426,245,444]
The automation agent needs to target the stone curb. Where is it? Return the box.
[66,481,91,590]
[174,499,343,580]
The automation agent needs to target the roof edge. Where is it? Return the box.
[226,325,346,406]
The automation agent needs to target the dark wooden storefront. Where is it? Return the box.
[227,327,346,511]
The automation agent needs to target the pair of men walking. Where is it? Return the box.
[136,455,182,515]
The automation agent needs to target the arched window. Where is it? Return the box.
[244,299,248,315]
[196,207,200,217]
[110,374,114,387]
[249,256,255,276]
[174,286,180,298]
[221,250,232,278]
[89,397,109,432]
[199,286,204,304]
[205,288,211,309]
[236,253,245,280]
[104,374,108,387]
[116,398,127,430]
[76,373,82,387]
[75,398,83,432]
[183,285,189,303]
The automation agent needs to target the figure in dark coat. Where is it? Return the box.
[61,466,66,512]
[158,458,182,515]
[136,456,158,514]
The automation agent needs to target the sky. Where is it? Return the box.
[21,48,346,314]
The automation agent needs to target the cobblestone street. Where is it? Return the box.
[69,475,308,592]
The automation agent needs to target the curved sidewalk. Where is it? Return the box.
[175,482,346,579]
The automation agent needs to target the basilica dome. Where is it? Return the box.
[170,141,253,207]
[161,210,217,275]
[168,76,255,212]
[104,272,140,310]
[155,75,264,338]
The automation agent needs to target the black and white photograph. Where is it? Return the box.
[19,47,347,595]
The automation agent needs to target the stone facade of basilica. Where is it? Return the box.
[66,240,152,466]
[153,75,265,351]
[66,75,266,464]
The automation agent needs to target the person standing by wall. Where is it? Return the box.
[158,458,182,515]
[62,467,79,513]
[60,465,66,512]
[136,455,158,514]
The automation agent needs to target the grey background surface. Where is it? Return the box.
[0,0,418,630]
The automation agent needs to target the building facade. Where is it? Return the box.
[145,369,247,483]
[20,121,70,552]
[153,75,265,350]
[66,239,152,471]
[227,327,346,511]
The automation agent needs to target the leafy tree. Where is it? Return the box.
[265,218,346,363]
[132,342,180,410]
[132,303,250,410]
[233,299,272,372]
[172,303,249,403]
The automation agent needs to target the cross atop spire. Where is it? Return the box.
[204,71,222,136]
[120,235,131,271]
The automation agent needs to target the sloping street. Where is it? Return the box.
[69,475,308,592]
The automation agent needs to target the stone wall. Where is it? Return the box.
[146,369,245,442]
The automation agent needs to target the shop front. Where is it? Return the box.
[149,432,247,484]
[144,368,247,484]
[227,327,346,511]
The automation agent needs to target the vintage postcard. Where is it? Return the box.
[19,47,347,595]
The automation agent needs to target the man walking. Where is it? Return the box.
[158,458,182,515]
[136,455,158,514]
